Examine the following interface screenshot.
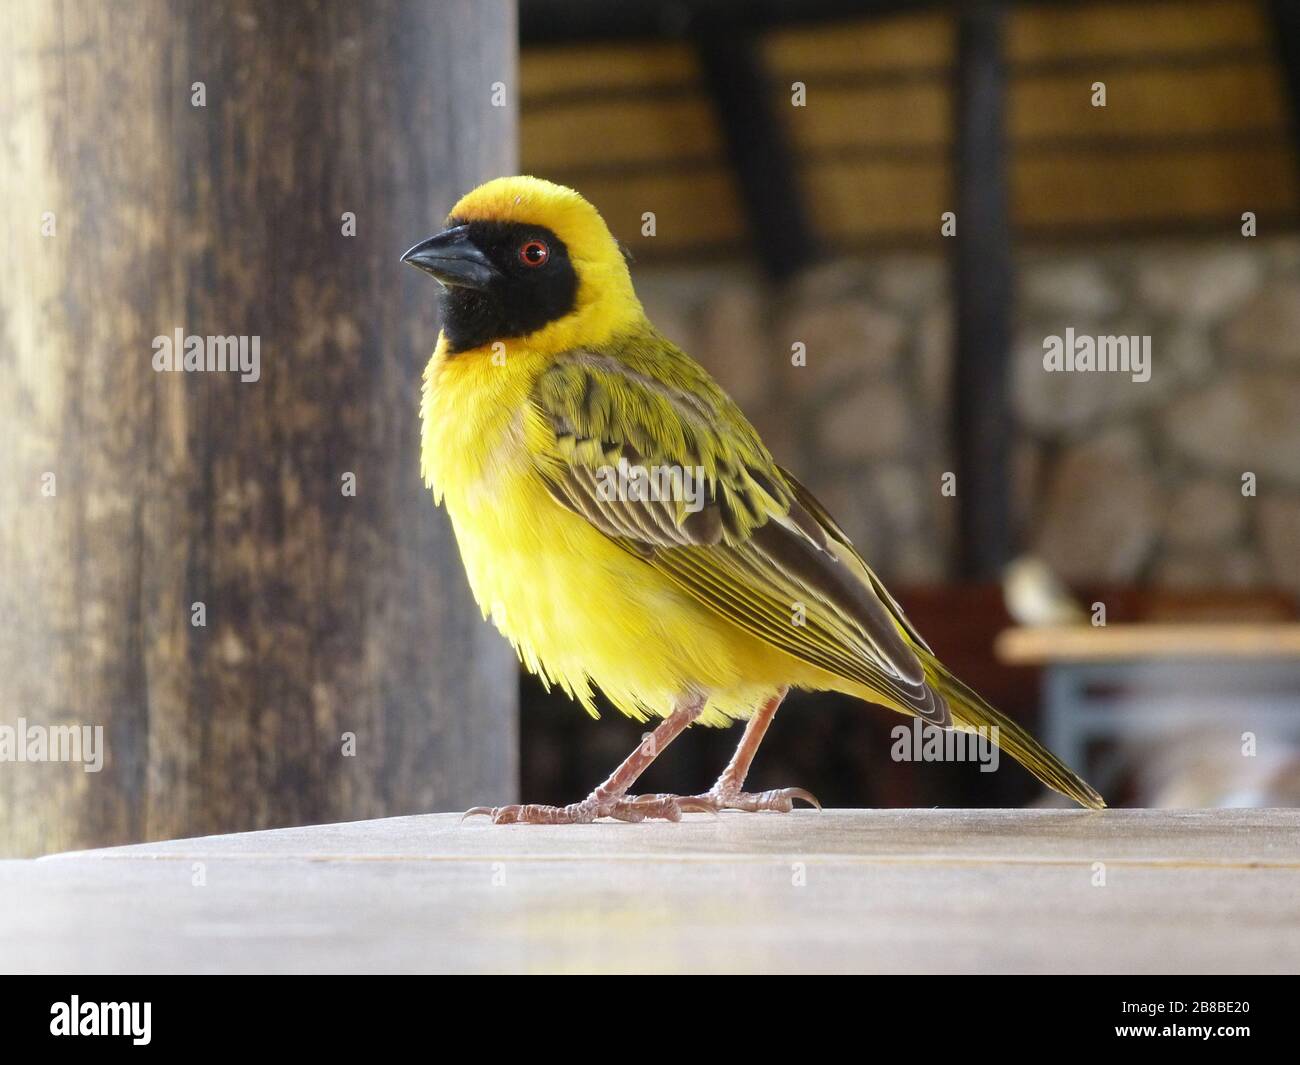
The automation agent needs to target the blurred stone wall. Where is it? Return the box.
[635,236,1300,595]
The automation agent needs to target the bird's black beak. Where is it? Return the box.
[400,225,498,290]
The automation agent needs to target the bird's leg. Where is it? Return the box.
[465,692,716,825]
[689,688,820,812]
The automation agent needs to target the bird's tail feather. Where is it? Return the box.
[920,650,1105,810]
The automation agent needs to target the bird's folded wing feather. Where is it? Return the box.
[530,347,949,725]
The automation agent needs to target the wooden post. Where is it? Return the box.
[951,1,1013,580]
[0,0,519,857]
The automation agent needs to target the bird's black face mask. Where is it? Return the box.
[401,220,579,352]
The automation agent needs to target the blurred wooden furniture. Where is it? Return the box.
[997,624,1300,791]
[1000,623,1300,661]
[6,809,1298,974]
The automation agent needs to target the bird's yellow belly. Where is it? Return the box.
[445,467,790,725]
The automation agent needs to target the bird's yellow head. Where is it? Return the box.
[402,176,642,356]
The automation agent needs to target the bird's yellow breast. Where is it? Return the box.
[420,342,797,725]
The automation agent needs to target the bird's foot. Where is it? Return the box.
[688,785,822,813]
[463,793,717,825]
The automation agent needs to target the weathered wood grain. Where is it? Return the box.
[0,0,519,857]
[6,809,1298,974]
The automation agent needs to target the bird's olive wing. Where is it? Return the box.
[776,464,935,656]
[530,350,947,725]
[531,350,784,550]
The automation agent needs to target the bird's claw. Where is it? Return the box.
[462,802,594,825]
[462,785,819,824]
[461,806,501,823]
[611,794,720,821]
[688,785,822,813]
[461,793,720,825]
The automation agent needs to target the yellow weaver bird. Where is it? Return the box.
[403,176,1104,823]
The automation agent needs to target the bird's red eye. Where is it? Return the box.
[519,239,549,267]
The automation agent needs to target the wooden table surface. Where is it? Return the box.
[4,809,1298,974]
